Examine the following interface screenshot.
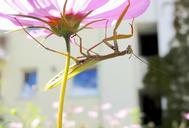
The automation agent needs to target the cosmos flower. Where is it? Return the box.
[0,0,150,38]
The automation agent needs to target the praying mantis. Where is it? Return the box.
[13,0,138,90]
[45,0,137,90]
[12,0,151,90]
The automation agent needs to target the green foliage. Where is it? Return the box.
[0,102,49,128]
[143,56,171,96]
[143,0,189,127]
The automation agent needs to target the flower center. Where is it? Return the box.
[47,16,61,26]
[46,12,86,37]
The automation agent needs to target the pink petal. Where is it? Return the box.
[81,19,114,28]
[84,0,150,27]
[6,0,33,13]
[0,1,18,14]
[0,0,58,30]
[0,0,58,17]
[83,0,109,12]
[0,0,151,35]
[76,0,149,22]
[0,13,48,29]
[0,14,20,30]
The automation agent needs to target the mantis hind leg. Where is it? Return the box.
[72,34,99,59]
[86,20,115,55]
[75,34,88,57]
[86,19,134,55]
[112,0,131,51]
[87,0,132,54]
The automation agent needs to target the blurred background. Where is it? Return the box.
[0,0,189,128]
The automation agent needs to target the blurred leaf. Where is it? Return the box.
[130,107,141,124]
[10,108,17,116]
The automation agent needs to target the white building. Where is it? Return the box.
[0,0,175,128]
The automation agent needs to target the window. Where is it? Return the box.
[22,71,37,98]
[71,68,98,97]
[139,33,159,57]
[139,89,162,126]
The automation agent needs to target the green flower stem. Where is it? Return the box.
[57,38,71,128]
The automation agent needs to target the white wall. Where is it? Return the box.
[157,0,175,56]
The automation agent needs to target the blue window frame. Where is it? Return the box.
[71,68,98,97]
[25,71,37,87]
[22,71,37,98]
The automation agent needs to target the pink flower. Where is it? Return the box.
[0,0,150,37]
[101,102,112,110]
[9,122,23,128]
[52,101,59,109]
[183,112,189,120]
[72,106,84,114]
[115,108,129,119]
[88,110,99,118]
[109,118,120,126]
[130,124,142,128]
